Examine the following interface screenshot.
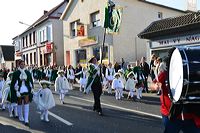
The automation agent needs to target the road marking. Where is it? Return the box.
[37,111,73,126]
[69,96,162,119]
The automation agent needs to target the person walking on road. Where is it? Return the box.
[85,56,103,116]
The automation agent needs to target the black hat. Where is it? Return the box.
[88,56,96,63]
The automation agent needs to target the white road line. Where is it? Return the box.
[48,111,73,126]
[37,111,73,126]
[69,96,162,119]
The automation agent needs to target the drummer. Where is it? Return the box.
[155,55,200,133]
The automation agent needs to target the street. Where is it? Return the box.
[0,83,164,133]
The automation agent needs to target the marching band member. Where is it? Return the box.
[10,60,34,126]
[112,73,124,100]
[33,80,55,122]
[55,70,70,104]
[85,56,103,116]
[105,63,115,94]
[125,72,137,100]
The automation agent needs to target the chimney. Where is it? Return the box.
[187,0,197,12]
[44,10,48,15]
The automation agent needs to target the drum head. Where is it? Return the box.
[169,48,184,102]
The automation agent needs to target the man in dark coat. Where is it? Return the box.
[140,57,150,93]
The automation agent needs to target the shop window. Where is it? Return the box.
[76,49,86,64]
[90,11,100,28]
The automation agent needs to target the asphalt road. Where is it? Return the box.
[0,83,164,133]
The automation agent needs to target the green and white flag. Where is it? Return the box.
[104,1,123,34]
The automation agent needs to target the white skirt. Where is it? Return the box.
[80,78,87,85]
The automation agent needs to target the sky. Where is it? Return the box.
[0,0,200,45]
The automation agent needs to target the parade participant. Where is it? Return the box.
[140,57,150,93]
[10,60,34,126]
[33,80,55,122]
[125,72,137,100]
[85,56,103,116]
[133,60,145,100]
[105,63,115,94]
[1,71,18,118]
[124,64,133,80]
[68,65,75,90]
[78,67,87,92]
[112,73,124,100]
[118,69,126,98]
[55,70,70,104]
[0,73,5,109]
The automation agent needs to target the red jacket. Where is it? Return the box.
[153,71,171,116]
[154,71,200,128]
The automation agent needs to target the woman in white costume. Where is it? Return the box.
[75,67,87,92]
[1,72,18,117]
[125,72,137,100]
[68,65,75,90]
[112,73,124,100]
[118,69,126,98]
[105,63,115,94]
[55,70,70,104]
[33,80,55,122]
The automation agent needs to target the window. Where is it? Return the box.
[30,53,32,64]
[76,49,86,64]
[26,54,29,65]
[26,35,28,47]
[70,20,80,37]
[33,31,36,44]
[93,46,108,61]
[158,12,163,19]
[22,37,25,48]
[90,11,100,27]
[39,27,47,43]
[34,52,36,64]
[29,33,32,46]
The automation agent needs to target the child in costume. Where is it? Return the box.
[112,73,124,100]
[55,70,70,104]
[125,72,137,100]
[33,80,55,122]
[0,73,5,110]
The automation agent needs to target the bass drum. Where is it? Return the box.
[168,46,200,103]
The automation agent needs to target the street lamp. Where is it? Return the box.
[19,21,38,66]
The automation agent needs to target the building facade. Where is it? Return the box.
[13,0,68,67]
[60,0,185,67]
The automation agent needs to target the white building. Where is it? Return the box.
[13,0,68,67]
[60,0,186,67]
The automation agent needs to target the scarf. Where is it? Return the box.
[19,67,27,80]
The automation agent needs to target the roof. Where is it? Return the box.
[138,12,200,39]
[138,0,187,13]
[1,45,15,61]
[13,0,68,39]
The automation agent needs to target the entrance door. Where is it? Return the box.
[66,51,70,66]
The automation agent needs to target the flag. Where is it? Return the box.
[104,1,122,34]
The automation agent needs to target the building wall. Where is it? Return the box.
[63,0,185,66]
[112,0,185,63]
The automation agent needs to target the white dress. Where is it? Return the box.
[125,78,137,91]
[112,78,124,90]
[106,68,115,81]
[0,80,5,99]
[33,88,55,111]
[55,76,70,93]
[79,71,87,86]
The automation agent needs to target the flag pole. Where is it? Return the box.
[100,27,106,81]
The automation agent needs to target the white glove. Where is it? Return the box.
[15,86,19,91]
[16,91,21,97]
